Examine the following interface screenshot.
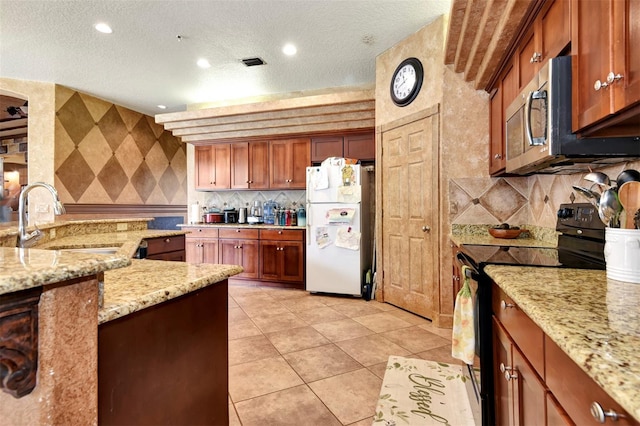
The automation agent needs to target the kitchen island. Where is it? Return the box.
[0,219,242,425]
[485,265,640,423]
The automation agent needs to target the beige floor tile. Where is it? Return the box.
[265,326,329,354]
[240,300,291,318]
[418,322,454,340]
[283,343,362,382]
[229,399,241,426]
[295,306,348,324]
[347,417,376,426]
[278,295,328,312]
[309,368,382,425]
[336,334,411,366]
[261,287,308,300]
[228,297,239,308]
[352,312,413,333]
[252,311,306,334]
[229,356,304,402]
[367,300,397,311]
[229,306,249,322]
[312,318,374,342]
[313,294,364,306]
[331,301,385,318]
[233,292,276,307]
[415,343,460,365]
[367,360,390,379]
[381,325,451,353]
[235,384,341,426]
[228,318,263,340]
[228,284,264,297]
[228,334,279,366]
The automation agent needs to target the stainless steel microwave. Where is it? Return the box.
[505,56,639,175]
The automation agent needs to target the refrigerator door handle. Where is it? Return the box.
[306,203,311,245]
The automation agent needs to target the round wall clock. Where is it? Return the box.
[390,57,424,107]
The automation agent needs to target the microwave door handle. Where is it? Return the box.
[524,90,535,146]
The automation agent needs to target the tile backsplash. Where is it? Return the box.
[198,190,306,212]
[450,159,640,229]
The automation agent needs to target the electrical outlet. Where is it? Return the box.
[36,203,50,213]
[116,223,128,231]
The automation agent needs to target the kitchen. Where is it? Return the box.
[1,0,640,425]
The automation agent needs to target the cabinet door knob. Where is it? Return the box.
[594,80,609,91]
[236,229,240,232]
[422,226,431,232]
[500,300,515,310]
[529,52,542,63]
[494,154,502,159]
[165,238,170,243]
[606,72,623,84]
[504,370,518,381]
[590,401,621,423]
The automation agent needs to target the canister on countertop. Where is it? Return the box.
[297,206,306,226]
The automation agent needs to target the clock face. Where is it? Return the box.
[390,58,423,106]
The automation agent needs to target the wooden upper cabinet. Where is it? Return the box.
[311,132,375,164]
[230,141,269,190]
[517,0,570,90]
[572,0,640,132]
[195,144,230,190]
[490,62,516,176]
[269,138,310,189]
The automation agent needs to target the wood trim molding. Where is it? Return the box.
[63,204,187,216]
[0,288,42,398]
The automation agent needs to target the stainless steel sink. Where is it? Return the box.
[59,247,120,255]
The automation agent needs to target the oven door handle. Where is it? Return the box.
[456,251,480,280]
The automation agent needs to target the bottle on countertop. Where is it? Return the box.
[297,206,306,227]
[291,209,297,226]
[285,209,292,226]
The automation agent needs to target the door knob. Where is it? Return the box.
[422,226,431,232]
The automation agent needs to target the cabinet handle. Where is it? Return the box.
[494,154,502,159]
[453,275,460,281]
[590,401,621,423]
[422,226,431,232]
[594,80,609,91]
[165,238,170,243]
[529,52,542,63]
[236,229,240,232]
[606,72,623,85]
[278,230,282,234]
[504,369,518,381]
[500,300,515,310]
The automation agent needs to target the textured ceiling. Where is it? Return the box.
[0,0,451,116]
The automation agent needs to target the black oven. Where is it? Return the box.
[454,203,606,426]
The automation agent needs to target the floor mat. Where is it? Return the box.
[374,356,476,425]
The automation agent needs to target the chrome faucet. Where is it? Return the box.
[18,182,66,248]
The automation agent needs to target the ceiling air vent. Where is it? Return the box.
[241,57,266,67]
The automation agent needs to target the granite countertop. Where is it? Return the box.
[485,265,640,422]
[0,247,130,296]
[99,259,243,324]
[179,223,306,230]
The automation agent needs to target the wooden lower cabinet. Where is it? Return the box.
[219,229,259,279]
[145,235,186,261]
[492,282,639,426]
[185,227,219,264]
[259,229,304,283]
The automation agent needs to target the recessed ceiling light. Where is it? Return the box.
[157,105,167,109]
[94,23,113,34]
[197,58,211,69]
[282,44,297,56]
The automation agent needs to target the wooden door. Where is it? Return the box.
[546,394,573,426]
[211,144,231,189]
[572,0,614,130]
[489,85,505,175]
[289,138,310,188]
[512,346,546,426]
[185,239,202,264]
[539,0,570,62]
[238,239,259,279]
[612,0,640,112]
[249,141,270,189]
[194,146,213,190]
[259,240,280,281]
[380,112,438,318]
[219,239,240,267]
[280,241,304,282]
[269,140,291,188]
[344,132,375,161]
[311,136,343,163]
[230,142,249,189]
[493,319,514,426]
[202,239,218,264]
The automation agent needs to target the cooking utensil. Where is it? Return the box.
[618,181,640,229]
[583,171,611,189]
[572,185,600,206]
[203,212,224,223]
[616,169,640,188]
[598,188,622,227]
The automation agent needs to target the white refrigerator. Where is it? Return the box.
[305,161,371,296]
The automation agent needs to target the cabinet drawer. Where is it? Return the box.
[492,284,544,377]
[184,227,219,238]
[145,235,185,256]
[219,228,259,239]
[545,336,638,425]
[260,229,304,241]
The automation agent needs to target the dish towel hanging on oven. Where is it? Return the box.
[452,265,475,365]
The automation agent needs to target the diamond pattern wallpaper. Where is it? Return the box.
[54,87,186,205]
